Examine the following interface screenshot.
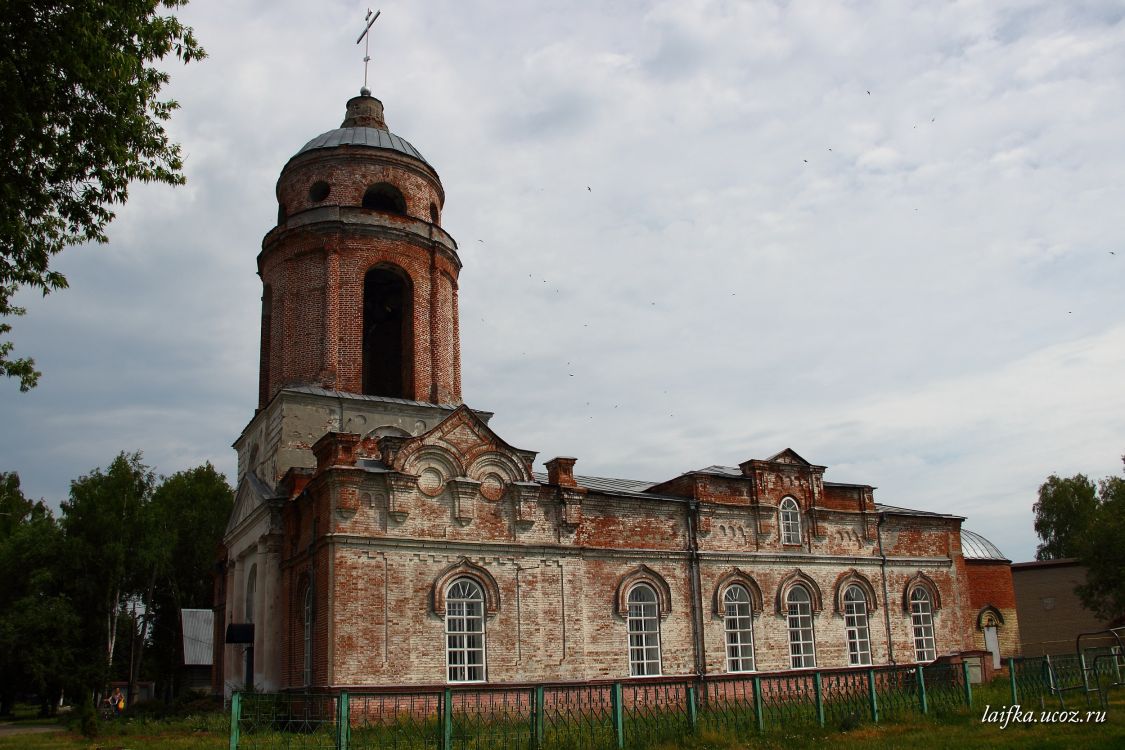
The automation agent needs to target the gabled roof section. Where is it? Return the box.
[225,471,279,535]
[766,447,814,466]
[390,405,536,480]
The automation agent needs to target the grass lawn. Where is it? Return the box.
[2,681,1123,749]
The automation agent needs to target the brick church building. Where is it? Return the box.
[214,90,1018,695]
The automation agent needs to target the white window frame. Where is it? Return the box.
[302,584,313,686]
[627,583,662,676]
[723,585,755,672]
[780,497,802,545]
[910,587,937,662]
[843,585,872,666]
[446,578,486,683]
[245,564,257,624]
[786,585,816,668]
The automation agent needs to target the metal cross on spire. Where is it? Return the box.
[356,8,381,95]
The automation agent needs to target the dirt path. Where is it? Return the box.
[0,722,64,736]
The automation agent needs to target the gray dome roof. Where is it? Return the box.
[295,126,430,166]
[961,529,1009,561]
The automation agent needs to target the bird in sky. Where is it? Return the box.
[587,186,592,192]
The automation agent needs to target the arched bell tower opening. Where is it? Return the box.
[363,266,413,398]
[362,182,407,215]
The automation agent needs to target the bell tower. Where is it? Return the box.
[258,92,462,409]
[221,88,489,696]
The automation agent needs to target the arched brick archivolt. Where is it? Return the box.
[403,445,464,498]
[431,558,501,617]
[976,604,1005,630]
[901,571,943,613]
[614,566,672,618]
[832,569,879,615]
[774,569,824,615]
[711,569,764,617]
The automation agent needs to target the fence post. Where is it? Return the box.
[611,683,624,750]
[813,672,825,727]
[961,662,973,708]
[229,692,241,750]
[1008,658,1018,705]
[442,688,453,750]
[916,666,928,715]
[532,686,544,750]
[867,669,879,723]
[337,691,349,750]
[753,676,765,733]
[686,683,698,732]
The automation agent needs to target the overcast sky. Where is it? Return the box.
[3,0,1123,562]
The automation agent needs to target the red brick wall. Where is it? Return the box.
[265,427,981,689]
[965,561,1020,657]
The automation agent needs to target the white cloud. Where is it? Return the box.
[2,1,1123,564]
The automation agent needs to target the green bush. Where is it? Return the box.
[77,695,97,738]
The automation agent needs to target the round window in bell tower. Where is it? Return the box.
[308,180,331,202]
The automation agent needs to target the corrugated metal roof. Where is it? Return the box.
[530,472,685,501]
[961,528,1009,561]
[282,384,466,411]
[694,465,742,477]
[874,503,964,520]
[296,127,430,166]
[181,609,214,666]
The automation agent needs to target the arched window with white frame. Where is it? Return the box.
[723,584,755,672]
[843,585,872,666]
[780,497,801,545]
[446,578,486,682]
[910,587,936,662]
[627,584,661,676]
[786,584,816,668]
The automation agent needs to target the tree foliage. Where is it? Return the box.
[60,452,156,692]
[146,463,233,696]
[0,473,79,716]
[1032,473,1099,560]
[1075,469,1125,623]
[1,456,233,707]
[1033,457,1125,624]
[0,0,204,390]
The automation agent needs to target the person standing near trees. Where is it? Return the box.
[105,687,124,715]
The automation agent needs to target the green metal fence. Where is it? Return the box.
[229,660,1072,750]
[1009,651,1125,711]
